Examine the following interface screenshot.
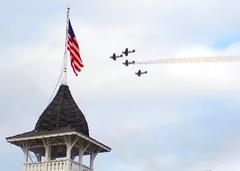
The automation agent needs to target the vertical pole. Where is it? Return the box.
[43,139,51,161]
[22,144,29,171]
[79,146,84,171]
[79,143,89,171]
[66,146,71,171]
[23,146,29,164]
[90,153,97,171]
[63,7,70,85]
[64,136,72,171]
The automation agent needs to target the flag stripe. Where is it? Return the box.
[70,53,84,67]
[69,50,83,67]
[74,63,81,72]
[68,43,80,59]
[71,59,81,72]
[71,58,82,71]
[67,35,79,49]
[73,60,82,69]
[67,40,83,64]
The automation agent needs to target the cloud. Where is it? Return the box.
[2,1,240,171]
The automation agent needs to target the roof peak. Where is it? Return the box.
[35,84,89,136]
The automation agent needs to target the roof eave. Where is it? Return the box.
[6,131,111,152]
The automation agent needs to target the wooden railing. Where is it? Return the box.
[25,160,91,171]
[70,161,91,171]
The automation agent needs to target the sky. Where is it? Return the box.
[1,0,240,171]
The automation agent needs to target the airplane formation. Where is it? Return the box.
[110,48,147,77]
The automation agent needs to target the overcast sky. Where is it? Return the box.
[1,1,240,171]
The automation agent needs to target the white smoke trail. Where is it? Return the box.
[134,55,240,65]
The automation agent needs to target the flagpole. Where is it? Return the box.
[63,7,70,85]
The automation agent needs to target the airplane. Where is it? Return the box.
[122,48,135,56]
[135,70,147,77]
[110,53,123,61]
[123,60,135,66]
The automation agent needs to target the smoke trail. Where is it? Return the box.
[134,55,240,65]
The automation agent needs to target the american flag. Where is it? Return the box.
[67,19,83,76]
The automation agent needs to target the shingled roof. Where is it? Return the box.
[35,84,89,136]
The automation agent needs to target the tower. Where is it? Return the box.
[6,84,111,171]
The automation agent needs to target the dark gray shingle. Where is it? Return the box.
[35,84,89,136]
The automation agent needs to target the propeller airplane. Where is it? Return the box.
[110,53,123,61]
[122,48,135,56]
[135,70,147,77]
[123,60,135,66]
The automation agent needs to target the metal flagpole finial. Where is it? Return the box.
[67,7,70,15]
